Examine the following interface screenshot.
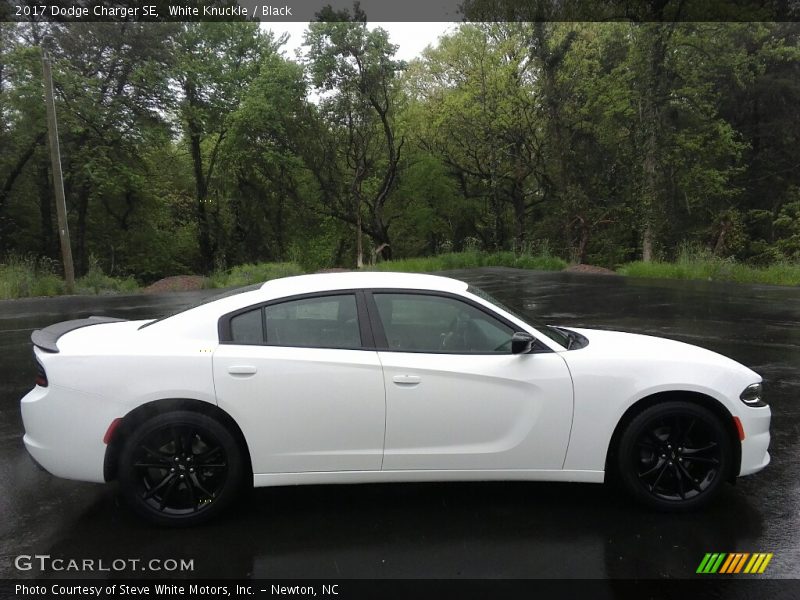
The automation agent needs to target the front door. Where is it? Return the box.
[369,292,573,472]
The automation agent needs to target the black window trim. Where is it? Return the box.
[218,289,375,351]
[364,289,552,355]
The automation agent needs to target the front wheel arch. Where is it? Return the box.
[604,391,741,484]
[104,398,252,489]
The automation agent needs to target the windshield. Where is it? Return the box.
[467,284,570,348]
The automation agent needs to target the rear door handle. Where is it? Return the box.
[392,374,421,385]
[228,365,257,376]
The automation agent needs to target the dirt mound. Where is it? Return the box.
[564,264,619,275]
[144,275,207,293]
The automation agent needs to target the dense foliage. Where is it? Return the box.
[1,17,799,283]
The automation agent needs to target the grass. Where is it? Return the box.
[0,254,139,299]
[0,255,64,299]
[619,247,800,286]
[4,246,799,300]
[76,257,139,295]
[206,261,306,288]
[371,250,568,273]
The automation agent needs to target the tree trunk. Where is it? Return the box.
[75,183,89,276]
[642,224,654,263]
[355,202,363,269]
[37,157,55,258]
[189,131,214,273]
[371,219,392,261]
[276,191,285,260]
[0,132,45,213]
[184,78,218,273]
[512,186,526,250]
[578,227,590,265]
[637,23,671,263]
[333,235,348,267]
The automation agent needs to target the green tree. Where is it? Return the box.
[221,52,315,265]
[304,4,405,266]
[173,21,271,272]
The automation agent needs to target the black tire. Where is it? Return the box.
[616,401,732,511]
[118,411,244,526]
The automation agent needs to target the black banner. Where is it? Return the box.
[2,0,800,23]
[2,579,800,600]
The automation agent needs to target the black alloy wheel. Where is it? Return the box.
[617,401,732,510]
[119,411,243,526]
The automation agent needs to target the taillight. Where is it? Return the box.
[34,357,48,387]
[103,418,122,445]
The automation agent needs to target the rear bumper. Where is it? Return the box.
[738,406,771,477]
[21,385,116,483]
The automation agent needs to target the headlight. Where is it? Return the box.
[740,383,766,407]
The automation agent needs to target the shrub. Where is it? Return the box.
[207,262,305,288]
[0,254,65,299]
[371,250,567,273]
[618,245,800,286]
[76,256,140,295]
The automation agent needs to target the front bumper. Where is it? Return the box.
[738,405,771,477]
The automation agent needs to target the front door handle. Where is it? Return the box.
[392,374,421,386]
[228,365,257,376]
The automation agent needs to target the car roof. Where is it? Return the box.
[259,271,468,299]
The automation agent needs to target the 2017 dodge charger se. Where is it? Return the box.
[21,272,771,525]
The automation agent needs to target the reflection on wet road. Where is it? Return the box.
[1,269,798,580]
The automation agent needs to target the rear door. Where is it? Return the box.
[213,292,386,474]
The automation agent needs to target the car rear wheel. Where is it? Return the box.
[616,401,732,511]
[118,411,243,526]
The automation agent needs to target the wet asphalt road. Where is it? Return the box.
[0,268,798,581]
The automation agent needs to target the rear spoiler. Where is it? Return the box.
[31,316,126,353]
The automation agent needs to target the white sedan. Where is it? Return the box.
[21,272,771,525]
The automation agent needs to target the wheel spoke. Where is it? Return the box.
[190,473,215,498]
[673,464,686,499]
[677,462,703,492]
[158,476,180,511]
[681,455,719,465]
[195,446,223,465]
[683,442,718,455]
[649,462,669,491]
[681,418,696,445]
[638,460,663,478]
[141,446,171,463]
[671,416,683,445]
[143,472,175,500]
[185,476,197,512]
[171,428,184,454]
[645,429,663,446]
[134,463,171,469]
[636,439,659,450]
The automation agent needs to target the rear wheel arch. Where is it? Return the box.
[604,391,741,484]
[104,398,253,488]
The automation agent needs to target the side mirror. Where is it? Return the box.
[511,331,535,354]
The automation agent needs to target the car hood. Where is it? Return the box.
[558,326,760,382]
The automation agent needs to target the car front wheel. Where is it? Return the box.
[616,401,733,511]
[118,411,243,526]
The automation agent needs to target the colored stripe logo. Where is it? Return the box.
[697,552,773,574]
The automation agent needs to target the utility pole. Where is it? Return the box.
[41,41,75,293]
